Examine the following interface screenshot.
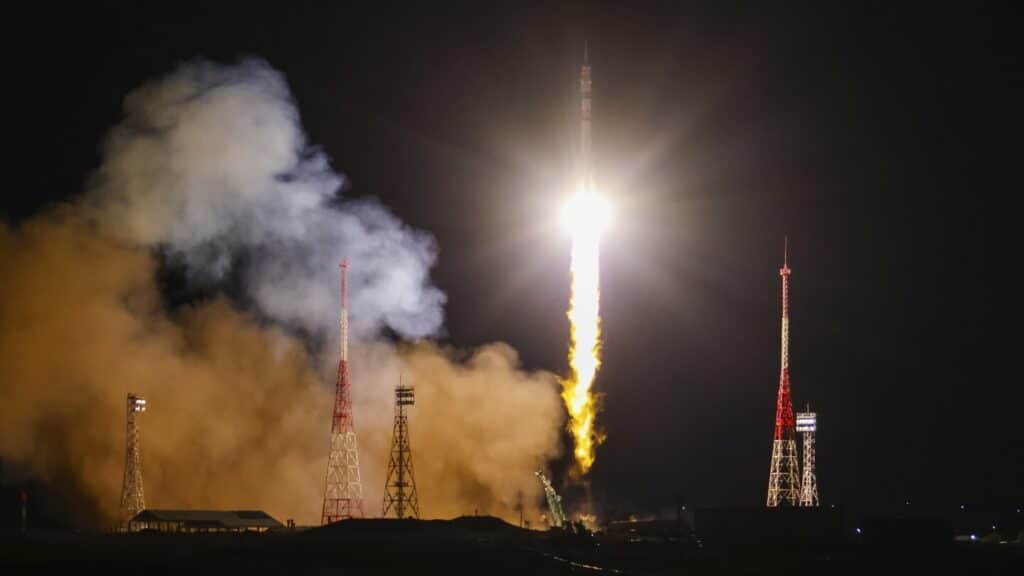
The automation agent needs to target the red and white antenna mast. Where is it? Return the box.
[321,260,364,523]
[767,238,801,507]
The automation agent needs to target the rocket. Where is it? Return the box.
[580,42,592,189]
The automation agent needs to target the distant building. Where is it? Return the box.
[128,510,283,533]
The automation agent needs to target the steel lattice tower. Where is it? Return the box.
[382,379,419,519]
[119,393,147,529]
[767,240,801,507]
[321,261,364,524]
[797,408,819,507]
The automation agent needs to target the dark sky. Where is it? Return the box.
[6,3,1018,517]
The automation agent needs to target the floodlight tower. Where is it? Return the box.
[321,260,365,524]
[767,239,801,507]
[797,408,819,507]
[382,378,419,519]
[119,393,147,529]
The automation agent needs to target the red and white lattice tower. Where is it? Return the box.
[321,260,364,524]
[767,239,801,507]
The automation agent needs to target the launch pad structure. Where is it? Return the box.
[536,471,568,528]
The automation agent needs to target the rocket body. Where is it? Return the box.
[580,46,592,188]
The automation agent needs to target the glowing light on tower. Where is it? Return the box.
[561,44,610,474]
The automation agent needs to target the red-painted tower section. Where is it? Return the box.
[333,261,353,434]
[767,239,801,506]
[775,244,795,441]
[321,260,364,524]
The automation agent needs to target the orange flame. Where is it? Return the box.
[561,188,610,474]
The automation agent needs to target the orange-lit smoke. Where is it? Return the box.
[0,59,563,527]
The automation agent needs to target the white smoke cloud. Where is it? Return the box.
[86,58,445,339]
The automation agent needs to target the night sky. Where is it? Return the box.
[6,3,1018,518]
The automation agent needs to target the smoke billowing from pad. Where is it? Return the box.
[87,58,444,339]
[0,59,562,526]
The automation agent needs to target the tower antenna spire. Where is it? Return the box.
[767,238,801,506]
[321,260,365,524]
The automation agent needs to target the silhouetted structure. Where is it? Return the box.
[797,408,819,506]
[382,378,419,519]
[119,394,147,529]
[128,509,282,533]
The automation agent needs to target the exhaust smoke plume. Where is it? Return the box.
[0,58,562,526]
[87,58,444,340]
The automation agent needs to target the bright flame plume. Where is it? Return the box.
[561,188,611,474]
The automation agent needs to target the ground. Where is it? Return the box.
[1,515,1020,575]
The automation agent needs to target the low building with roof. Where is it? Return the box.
[128,510,284,533]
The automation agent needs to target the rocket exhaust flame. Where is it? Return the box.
[559,45,610,475]
[560,45,609,475]
[561,188,610,474]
